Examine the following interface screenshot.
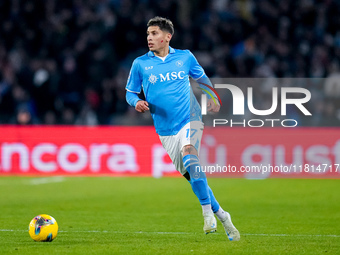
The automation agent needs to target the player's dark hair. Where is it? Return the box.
[147,16,174,35]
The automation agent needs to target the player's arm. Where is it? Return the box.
[196,75,220,113]
[188,51,220,113]
[125,59,150,113]
[126,91,149,113]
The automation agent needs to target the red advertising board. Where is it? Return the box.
[0,126,339,178]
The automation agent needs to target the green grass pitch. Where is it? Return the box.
[0,177,339,254]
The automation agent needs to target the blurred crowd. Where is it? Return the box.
[0,0,340,126]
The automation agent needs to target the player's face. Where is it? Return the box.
[147,26,170,52]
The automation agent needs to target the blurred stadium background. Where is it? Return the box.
[0,2,339,254]
[1,0,340,126]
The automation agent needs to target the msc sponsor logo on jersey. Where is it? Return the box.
[148,71,185,84]
[148,74,158,84]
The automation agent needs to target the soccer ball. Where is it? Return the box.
[28,214,58,242]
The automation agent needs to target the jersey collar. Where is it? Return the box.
[148,46,175,57]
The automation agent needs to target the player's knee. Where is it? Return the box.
[182,145,198,156]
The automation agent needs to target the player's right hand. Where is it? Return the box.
[135,100,150,113]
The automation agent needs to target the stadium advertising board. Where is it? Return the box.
[0,126,339,178]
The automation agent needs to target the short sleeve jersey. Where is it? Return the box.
[126,47,204,136]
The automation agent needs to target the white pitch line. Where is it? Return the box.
[242,233,340,238]
[29,176,65,185]
[1,229,339,238]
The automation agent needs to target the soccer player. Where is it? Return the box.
[125,16,240,241]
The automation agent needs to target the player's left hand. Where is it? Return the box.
[207,98,220,112]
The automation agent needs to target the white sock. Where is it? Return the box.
[202,204,213,215]
[215,207,227,221]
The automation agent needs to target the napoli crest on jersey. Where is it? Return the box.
[176,60,183,67]
[148,73,158,84]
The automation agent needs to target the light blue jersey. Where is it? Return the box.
[126,47,205,136]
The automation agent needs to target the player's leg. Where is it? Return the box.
[183,155,240,240]
[183,172,223,217]
[182,144,216,234]
[208,185,240,241]
[159,122,239,239]
[159,133,216,233]
[180,122,240,240]
[182,145,210,205]
[183,169,240,240]
[180,121,217,234]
